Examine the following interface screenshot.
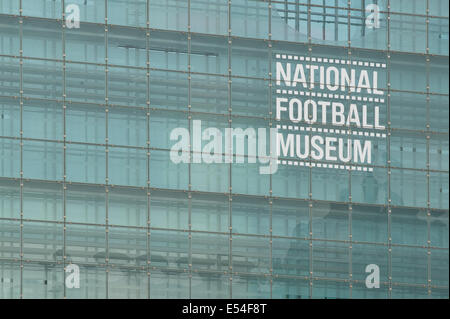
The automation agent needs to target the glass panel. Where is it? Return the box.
[191,193,228,233]
[0,261,21,299]
[272,238,309,277]
[23,180,63,221]
[312,202,348,241]
[431,248,449,287]
[231,38,268,78]
[352,282,389,299]
[232,275,270,298]
[272,198,309,238]
[231,0,269,39]
[391,285,429,299]
[272,164,309,199]
[149,150,188,190]
[191,74,228,114]
[22,263,64,299]
[429,17,449,56]
[108,147,147,187]
[390,91,427,131]
[352,204,387,243]
[23,18,62,60]
[391,207,428,246]
[430,133,448,171]
[191,233,229,273]
[390,53,427,92]
[23,221,63,263]
[191,273,230,298]
[66,63,105,104]
[66,144,106,184]
[390,14,426,53]
[232,196,270,236]
[430,94,449,133]
[66,102,106,144]
[108,27,147,67]
[390,169,427,208]
[23,59,63,100]
[149,270,189,299]
[150,189,188,230]
[149,31,188,72]
[108,227,147,268]
[0,16,19,56]
[430,209,449,248]
[108,187,147,227]
[66,184,105,225]
[232,235,270,274]
[23,140,63,181]
[430,172,448,210]
[272,277,309,299]
[191,0,228,35]
[149,70,188,111]
[150,109,187,150]
[0,220,20,260]
[430,56,449,94]
[108,0,147,27]
[312,240,349,279]
[390,131,427,170]
[191,34,228,75]
[232,77,269,117]
[66,224,106,265]
[0,0,19,15]
[311,279,349,299]
[391,246,427,285]
[149,0,188,32]
[0,139,20,179]
[0,57,19,97]
[150,230,189,271]
[23,99,63,141]
[312,167,349,202]
[66,23,105,64]
[109,269,148,299]
[351,168,388,205]
[0,179,19,219]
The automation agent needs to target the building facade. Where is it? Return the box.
[0,0,448,298]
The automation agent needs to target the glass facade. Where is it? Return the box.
[0,0,448,299]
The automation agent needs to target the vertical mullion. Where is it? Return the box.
[362,0,366,37]
[322,0,326,40]
[347,0,353,300]
[334,0,338,41]
[386,0,392,300]
[425,0,432,299]
[146,0,151,300]
[307,0,313,300]
[187,0,192,299]
[228,0,233,300]
[104,0,110,299]
[18,0,23,300]
[62,0,67,299]
[268,0,273,300]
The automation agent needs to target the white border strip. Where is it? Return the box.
[278,160,374,172]
[276,124,387,138]
[276,89,385,103]
[275,54,387,69]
